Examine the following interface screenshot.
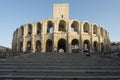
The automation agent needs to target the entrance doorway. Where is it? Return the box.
[93,41,98,52]
[58,39,66,52]
[46,39,53,52]
[27,41,31,52]
[83,40,90,51]
[36,40,41,52]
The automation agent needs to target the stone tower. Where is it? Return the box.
[53,3,69,19]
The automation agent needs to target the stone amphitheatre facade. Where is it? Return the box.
[12,3,111,53]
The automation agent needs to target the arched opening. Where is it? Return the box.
[36,40,41,52]
[28,24,32,36]
[27,41,31,52]
[93,25,97,35]
[83,22,89,33]
[83,40,90,51]
[93,41,98,52]
[58,20,66,32]
[19,42,23,52]
[101,43,104,52]
[71,39,79,52]
[13,32,15,40]
[58,39,66,52]
[16,29,18,39]
[47,21,54,33]
[46,39,53,52]
[14,43,17,51]
[100,28,103,36]
[71,21,79,32]
[106,44,108,52]
[20,26,24,36]
[37,22,41,35]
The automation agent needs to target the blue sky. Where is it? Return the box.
[0,0,120,48]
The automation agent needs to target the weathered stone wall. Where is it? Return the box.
[12,18,111,53]
[12,3,111,53]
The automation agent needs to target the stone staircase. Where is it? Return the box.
[0,52,120,80]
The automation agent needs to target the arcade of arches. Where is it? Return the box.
[12,3,111,53]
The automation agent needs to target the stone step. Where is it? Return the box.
[0,63,120,66]
[4,58,120,63]
[5,57,119,64]
[0,53,119,80]
[0,75,120,80]
[0,65,120,70]
[0,70,120,76]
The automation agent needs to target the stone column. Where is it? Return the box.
[41,22,46,53]
[53,36,58,53]
[53,21,58,53]
[98,27,101,53]
[67,22,71,53]
[23,37,27,52]
[32,23,36,53]
[23,25,27,52]
[32,36,36,53]
[41,35,46,53]
[68,40,71,53]
[89,24,93,53]
[80,23,83,48]
[16,28,20,52]
[79,22,82,51]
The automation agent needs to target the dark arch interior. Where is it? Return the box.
[14,43,17,51]
[21,26,24,36]
[83,40,90,50]
[46,39,53,52]
[47,21,53,33]
[84,23,89,33]
[37,23,41,35]
[71,39,79,53]
[101,43,104,52]
[93,41,98,52]
[71,21,79,32]
[28,24,32,35]
[59,20,66,32]
[27,41,31,52]
[71,39,79,45]
[58,39,66,52]
[93,25,97,35]
[36,40,41,52]
[19,42,23,52]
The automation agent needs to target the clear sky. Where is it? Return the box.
[0,0,120,48]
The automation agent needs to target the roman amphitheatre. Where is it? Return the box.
[12,3,111,53]
[0,3,120,80]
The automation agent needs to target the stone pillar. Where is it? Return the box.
[16,28,20,52]
[23,25,27,52]
[80,23,83,48]
[98,27,101,53]
[79,22,82,51]
[41,22,46,53]
[23,37,27,52]
[53,36,58,53]
[66,22,69,53]
[89,24,93,53]
[32,23,36,53]
[53,21,58,53]
[41,35,46,53]
[68,22,71,53]
[54,21,58,33]
[32,35,36,53]
[68,40,71,53]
